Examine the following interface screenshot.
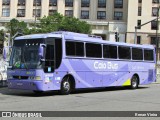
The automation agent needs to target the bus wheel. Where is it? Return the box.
[131,75,139,89]
[60,78,71,95]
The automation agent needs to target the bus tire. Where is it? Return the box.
[131,75,139,89]
[60,77,72,95]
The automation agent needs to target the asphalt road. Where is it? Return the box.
[0,84,160,119]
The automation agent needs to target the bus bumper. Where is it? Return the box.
[7,80,44,91]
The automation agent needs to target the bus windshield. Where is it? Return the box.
[9,39,44,69]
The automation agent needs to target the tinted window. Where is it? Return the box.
[66,41,84,57]
[144,49,154,61]
[55,39,62,69]
[103,45,117,59]
[118,46,131,59]
[132,48,143,60]
[86,43,102,58]
[45,45,54,72]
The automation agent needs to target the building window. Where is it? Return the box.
[98,0,106,8]
[65,10,73,17]
[152,0,159,3]
[138,7,141,16]
[114,11,123,20]
[49,0,57,6]
[81,11,89,19]
[151,21,158,30]
[97,11,106,19]
[2,8,10,17]
[33,0,41,6]
[137,20,141,29]
[152,7,158,16]
[17,9,25,17]
[138,0,142,3]
[65,0,73,7]
[33,9,41,17]
[81,0,90,7]
[137,36,141,44]
[18,0,25,6]
[151,37,157,45]
[114,0,123,8]
[49,10,57,15]
[2,0,10,5]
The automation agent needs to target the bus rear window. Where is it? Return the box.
[144,49,154,61]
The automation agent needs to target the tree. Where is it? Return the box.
[30,12,64,33]
[6,18,28,37]
[0,30,4,42]
[31,12,91,34]
[59,17,91,34]
[6,13,91,36]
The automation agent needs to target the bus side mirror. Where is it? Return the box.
[39,44,46,61]
[3,48,6,60]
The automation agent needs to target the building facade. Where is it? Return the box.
[0,0,160,58]
[0,0,128,42]
[127,0,160,61]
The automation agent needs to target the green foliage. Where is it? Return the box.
[0,30,4,41]
[30,12,91,34]
[59,17,91,34]
[6,18,28,37]
[6,13,91,36]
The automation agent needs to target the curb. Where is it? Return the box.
[152,82,160,84]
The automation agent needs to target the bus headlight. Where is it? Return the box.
[35,76,41,80]
[29,76,41,80]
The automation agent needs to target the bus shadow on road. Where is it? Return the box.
[0,86,149,97]
[71,86,149,95]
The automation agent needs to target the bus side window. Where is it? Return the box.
[66,41,84,57]
[132,48,143,60]
[118,46,131,60]
[86,43,102,58]
[144,49,154,61]
[103,45,117,59]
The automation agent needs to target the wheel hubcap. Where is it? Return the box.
[132,77,137,88]
[63,81,70,91]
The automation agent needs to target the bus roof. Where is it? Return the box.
[15,31,155,49]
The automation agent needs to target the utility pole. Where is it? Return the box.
[156,7,160,65]
[34,0,37,28]
[134,17,159,44]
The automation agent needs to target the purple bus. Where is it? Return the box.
[6,31,156,94]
